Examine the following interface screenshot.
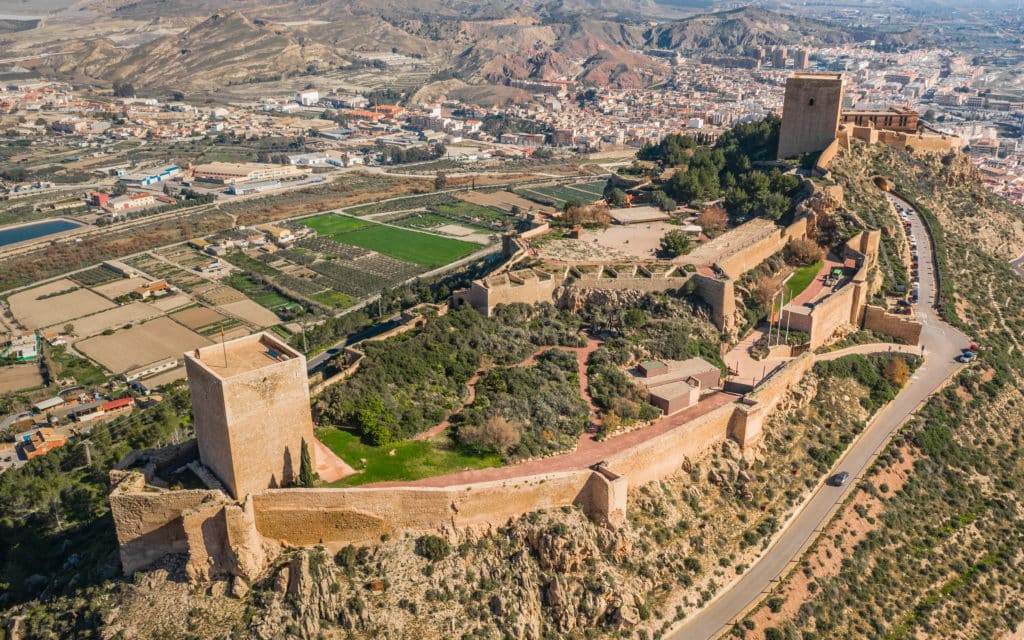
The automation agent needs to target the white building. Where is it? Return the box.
[297,89,320,106]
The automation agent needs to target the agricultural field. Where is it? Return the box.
[75,316,211,374]
[345,193,458,217]
[49,302,161,338]
[0,364,44,394]
[517,180,607,208]
[339,226,479,267]
[92,277,151,300]
[170,306,229,331]
[457,189,557,215]
[7,280,115,330]
[224,273,291,309]
[298,215,369,236]
[70,265,122,287]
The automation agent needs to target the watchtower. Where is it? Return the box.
[184,332,314,500]
[777,72,845,159]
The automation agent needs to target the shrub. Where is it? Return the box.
[661,230,691,257]
[457,416,521,455]
[882,357,911,386]
[417,535,450,562]
[334,544,357,571]
[767,596,784,613]
[697,204,729,236]
[786,237,825,266]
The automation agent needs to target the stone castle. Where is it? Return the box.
[108,74,927,583]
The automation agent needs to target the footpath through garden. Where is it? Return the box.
[412,337,603,442]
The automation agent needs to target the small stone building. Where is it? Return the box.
[635,357,722,415]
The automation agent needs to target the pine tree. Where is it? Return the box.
[298,438,317,488]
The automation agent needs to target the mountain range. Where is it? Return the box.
[7,3,914,99]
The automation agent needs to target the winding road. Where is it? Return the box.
[667,193,969,639]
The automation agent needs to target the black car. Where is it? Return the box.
[828,471,851,486]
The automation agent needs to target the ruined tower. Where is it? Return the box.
[777,72,845,159]
[184,332,315,499]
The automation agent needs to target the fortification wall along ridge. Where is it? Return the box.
[112,349,821,581]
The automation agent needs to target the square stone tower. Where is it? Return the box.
[777,72,845,159]
[184,332,314,499]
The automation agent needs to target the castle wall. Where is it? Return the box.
[109,472,230,575]
[815,138,841,176]
[690,274,735,333]
[114,353,823,578]
[876,130,960,155]
[605,400,738,485]
[572,276,687,293]
[716,217,808,280]
[250,470,597,546]
[863,305,923,345]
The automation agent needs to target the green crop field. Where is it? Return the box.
[317,428,500,487]
[225,273,291,310]
[299,214,369,236]
[311,290,355,309]
[336,225,479,267]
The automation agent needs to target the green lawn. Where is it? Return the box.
[318,428,501,487]
[299,214,369,236]
[786,261,823,300]
[337,225,480,267]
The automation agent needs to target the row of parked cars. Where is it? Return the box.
[896,202,921,304]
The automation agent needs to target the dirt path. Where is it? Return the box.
[413,338,603,442]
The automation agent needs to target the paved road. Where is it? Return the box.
[668,193,970,639]
[1012,254,1024,278]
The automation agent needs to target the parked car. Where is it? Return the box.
[957,351,976,363]
[828,471,851,486]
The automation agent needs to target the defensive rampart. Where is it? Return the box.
[863,304,923,344]
[112,349,824,583]
[777,229,915,349]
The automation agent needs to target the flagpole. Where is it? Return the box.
[221,324,228,367]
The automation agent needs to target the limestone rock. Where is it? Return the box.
[617,604,640,627]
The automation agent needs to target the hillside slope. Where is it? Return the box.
[745,141,1024,639]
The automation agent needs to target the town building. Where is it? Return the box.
[794,49,811,70]
[105,192,157,213]
[296,89,320,106]
[19,428,67,459]
[2,333,38,361]
[118,165,180,187]
[191,162,307,185]
[841,107,919,133]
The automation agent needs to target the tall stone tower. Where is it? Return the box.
[777,72,845,159]
[184,332,315,500]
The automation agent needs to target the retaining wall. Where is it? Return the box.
[863,305,923,345]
